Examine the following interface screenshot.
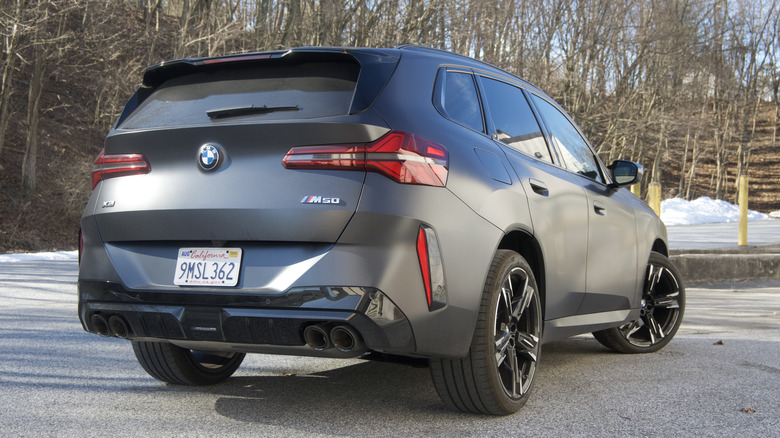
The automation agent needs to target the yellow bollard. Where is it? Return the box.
[738,175,748,247]
[648,182,661,217]
[630,183,641,198]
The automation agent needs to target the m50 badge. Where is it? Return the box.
[301,196,341,204]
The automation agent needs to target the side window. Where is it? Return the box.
[435,71,484,132]
[530,95,604,183]
[480,77,552,163]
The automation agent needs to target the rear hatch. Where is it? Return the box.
[89,49,398,244]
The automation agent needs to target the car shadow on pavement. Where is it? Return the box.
[210,360,449,429]
[186,338,614,434]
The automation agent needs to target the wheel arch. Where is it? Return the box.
[497,230,546,319]
[651,239,668,257]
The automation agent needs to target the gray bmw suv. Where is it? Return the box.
[78,46,684,415]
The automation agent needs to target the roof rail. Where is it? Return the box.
[395,45,476,61]
[395,45,541,94]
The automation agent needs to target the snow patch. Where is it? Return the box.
[770,211,780,219]
[661,197,770,226]
[0,250,78,263]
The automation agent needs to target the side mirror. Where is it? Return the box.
[608,160,644,188]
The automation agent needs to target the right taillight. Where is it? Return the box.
[282,131,448,187]
[91,149,150,189]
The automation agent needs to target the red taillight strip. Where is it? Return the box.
[282,131,448,187]
[416,225,433,308]
[281,144,365,171]
[91,149,151,189]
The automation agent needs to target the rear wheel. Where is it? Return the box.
[132,341,245,385]
[431,250,542,415]
[593,251,685,353]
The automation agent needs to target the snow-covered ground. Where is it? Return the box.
[0,250,77,263]
[661,196,774,226]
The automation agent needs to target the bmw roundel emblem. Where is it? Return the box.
[198,144,221,171]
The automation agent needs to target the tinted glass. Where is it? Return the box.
[481,78,552,162]
[121,62,358,129]
[437,71,483,132]
[531,95,603,183]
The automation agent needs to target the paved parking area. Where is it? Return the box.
[1,260,778,437]
[667,220,780,250]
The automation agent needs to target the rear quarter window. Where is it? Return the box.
[120,61,359,129]
[480,77,552,163]
[434,70,484,133]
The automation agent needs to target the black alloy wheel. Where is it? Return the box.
[431,250,542,415]
[593,251,685,354]
[494,266,540,399]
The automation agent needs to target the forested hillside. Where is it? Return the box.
[1,0,778,251]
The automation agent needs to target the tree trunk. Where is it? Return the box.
[22,49,45,192]
[675,129,689,196]
[0,0,28,165]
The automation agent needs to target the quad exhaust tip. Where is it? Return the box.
[331,325,362,353]
[108,315,130,338]
[303,323,365,353]
[303,324,333,350]
[91,314,110,336]
[90,314,131,338]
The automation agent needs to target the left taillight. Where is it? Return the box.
[91,149,151,189]
[282,131,448,187]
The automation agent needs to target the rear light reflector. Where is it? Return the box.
[282,131,448,187]
[78,228,83,264]
[417,226,433,307]
[91,149,151,189]
[416,224,447,311]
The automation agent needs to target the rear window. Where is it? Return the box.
[120,61,359,129]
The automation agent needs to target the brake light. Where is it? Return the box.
[91,149,151,189]
[282,131,448,187]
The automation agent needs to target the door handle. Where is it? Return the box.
[529,179,549,196]
[593,201,607,215]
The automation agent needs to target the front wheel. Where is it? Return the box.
[132,341,245,385]
[431,250,542,415]
[593,251,685,353]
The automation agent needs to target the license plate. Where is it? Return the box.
[174,248,242,287]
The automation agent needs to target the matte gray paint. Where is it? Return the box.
[79,46,673,360]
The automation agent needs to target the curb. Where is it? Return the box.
[670,252,780,284]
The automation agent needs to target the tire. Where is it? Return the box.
[430,250,542,415]
[132,341,245,385]
[593,251,685,354]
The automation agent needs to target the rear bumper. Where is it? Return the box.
[79,178,503,358]
[78,281,414,358]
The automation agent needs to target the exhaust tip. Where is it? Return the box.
[90,314,110,336]
[108,315,130,338]
[331,325,362,353]
[303,324,332,350]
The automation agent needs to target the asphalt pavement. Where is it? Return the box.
[667,220,780,284]
[1,258,778,437]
